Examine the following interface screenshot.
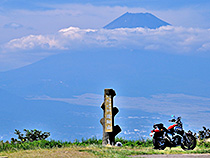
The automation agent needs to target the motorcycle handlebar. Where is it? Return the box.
[169,119,176,122]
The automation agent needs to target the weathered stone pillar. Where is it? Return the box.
[100,89,121,146]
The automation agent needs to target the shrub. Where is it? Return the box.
[197,126,210,140]
[11,129,50,143]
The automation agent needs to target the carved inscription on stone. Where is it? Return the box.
[105,95,112,132]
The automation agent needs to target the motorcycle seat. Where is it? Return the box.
[153,123,164,129]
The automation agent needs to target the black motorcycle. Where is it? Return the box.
[150,116,196,150]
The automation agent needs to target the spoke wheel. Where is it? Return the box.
[181,134,196,150]
[153,138,166,150]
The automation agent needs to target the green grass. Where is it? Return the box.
[0,138,210,158]
[0,137,153,156]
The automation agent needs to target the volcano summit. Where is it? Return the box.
[104,12,170,29]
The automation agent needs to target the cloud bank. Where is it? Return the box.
[30,93,210,128]
[30,93,210,115]
[3,26,210,54]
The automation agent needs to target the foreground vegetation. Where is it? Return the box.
[0,137,152,152]
[0,128,209,157]
[0,137,210,157]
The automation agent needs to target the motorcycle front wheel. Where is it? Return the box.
[153,137,166,150]
[181,134,196,150]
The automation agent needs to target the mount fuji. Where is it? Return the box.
[104,12,170,29]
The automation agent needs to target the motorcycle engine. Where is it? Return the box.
[174,126,184,135]
[172,135,182,145]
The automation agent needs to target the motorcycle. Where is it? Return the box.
[150,116,196,150]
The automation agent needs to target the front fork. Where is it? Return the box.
[183,132,190,144]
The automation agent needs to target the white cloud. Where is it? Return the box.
[128,116,139,119]
[199,42,210,51]
[3,26,210,53]
[5,34,63,51]
[29,93,103,107]
[124,130,135,135]
[29,92,210,128]
[29,93,210,115]
[4,22,23,29]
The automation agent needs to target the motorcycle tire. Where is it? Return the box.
[181,134,196,150]
[153,137,166,150]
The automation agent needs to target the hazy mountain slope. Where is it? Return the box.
[1,49,209,98]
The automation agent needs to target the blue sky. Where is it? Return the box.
[1,0,210,9]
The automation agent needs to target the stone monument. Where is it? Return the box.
[100,89,121,146]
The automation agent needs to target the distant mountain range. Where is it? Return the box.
[104,12,170,29]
